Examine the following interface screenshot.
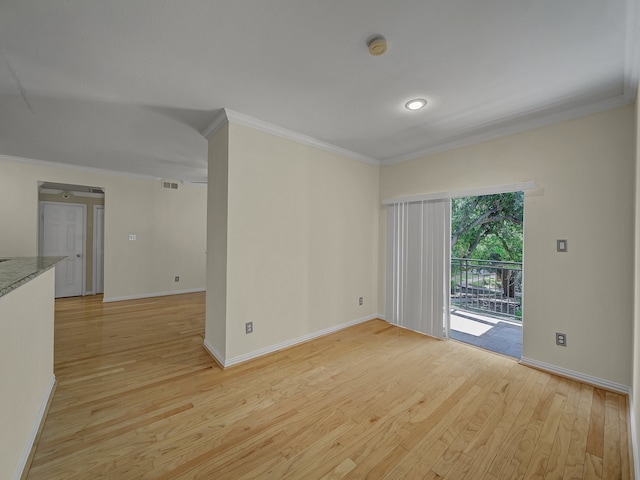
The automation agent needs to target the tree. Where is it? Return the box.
[451,192,523,262]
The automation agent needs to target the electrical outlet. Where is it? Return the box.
[556,332,566,346]
[359,296,363,306]
[557,239,568,252]
[245,322,253,334]
[174,276,180,282]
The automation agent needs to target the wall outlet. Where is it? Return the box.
[556,332,567,346]
[174,276,180,282]
[245,322,253,334]
[557,239,568,252]
[359,296,363,306]
[129,234,136,241]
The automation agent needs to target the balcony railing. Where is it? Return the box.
[451,258,522,320]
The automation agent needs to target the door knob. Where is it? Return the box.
[76,254,82,258]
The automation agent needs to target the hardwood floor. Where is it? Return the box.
[26,293,632,479]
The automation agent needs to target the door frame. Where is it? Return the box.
[448,191,524,359]
[93,205,105,294]
[383,181,534,351]
[39,201,88,296]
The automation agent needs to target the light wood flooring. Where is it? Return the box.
[26,293,633,479]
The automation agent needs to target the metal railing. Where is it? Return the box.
[451,258,522,320]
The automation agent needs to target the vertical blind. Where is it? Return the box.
[385,199,451,338]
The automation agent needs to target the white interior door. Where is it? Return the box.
[93,205,105,294]
[41,202,85,298]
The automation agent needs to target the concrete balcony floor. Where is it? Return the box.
[450,309,522,359]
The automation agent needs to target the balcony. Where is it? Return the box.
[450,257,522,321]
[450,258,522,358]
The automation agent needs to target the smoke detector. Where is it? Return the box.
[367,35,387,56]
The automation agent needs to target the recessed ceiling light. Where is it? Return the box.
[405,98,427,111]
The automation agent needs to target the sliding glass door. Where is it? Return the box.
[385,199,451,338]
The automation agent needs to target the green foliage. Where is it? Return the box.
[451,192,524,262]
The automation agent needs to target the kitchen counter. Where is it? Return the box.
[0,256,61,479]
[0,256,65,298]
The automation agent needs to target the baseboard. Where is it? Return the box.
[206,314,379,369]
[628,393,640,480]
[202,339,225,369]
[520,355,636,476]
[103,288,205,303]
[377,313,386,320]
[16,374,56,480]
[519,356,631,395]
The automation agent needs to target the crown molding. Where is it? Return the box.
[200,109,229,140]
[201,108,381,167]
[381,94,633,166]
[0,154,163,181]
[205,86,635,171]
[224,109,381,166]
[204,0,640,170]
[381,0,638,166]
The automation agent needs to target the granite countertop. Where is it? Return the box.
[0,256,66,298]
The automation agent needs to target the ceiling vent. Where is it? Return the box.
[162,180,179,190]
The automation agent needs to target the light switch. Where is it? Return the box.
[129,234,136,241]
[557,239,567,252]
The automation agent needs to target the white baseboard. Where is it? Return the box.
[205,314,379,369]
[515,358,638,475]
[202,339,225,368]
[103,288,205,303]
[519,356,631,395]
[15,374,56,480]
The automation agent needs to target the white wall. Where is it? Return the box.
[206,122,379,363]
[0,269,55,480]
[206,123,229,359]
[380,106,635,388]
[0,156,207,300]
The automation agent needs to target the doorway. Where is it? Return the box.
[384,184,530,358]
[38,182,105,298]
[449,191,524,358]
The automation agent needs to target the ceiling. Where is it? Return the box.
[1,0,638,183]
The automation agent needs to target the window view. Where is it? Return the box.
[450,191,524,358]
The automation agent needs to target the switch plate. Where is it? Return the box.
[557,239,567,252]
[245,322,253,334]
[556,332,567,346]
[175,276,179,282]
[129,234,136,241]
